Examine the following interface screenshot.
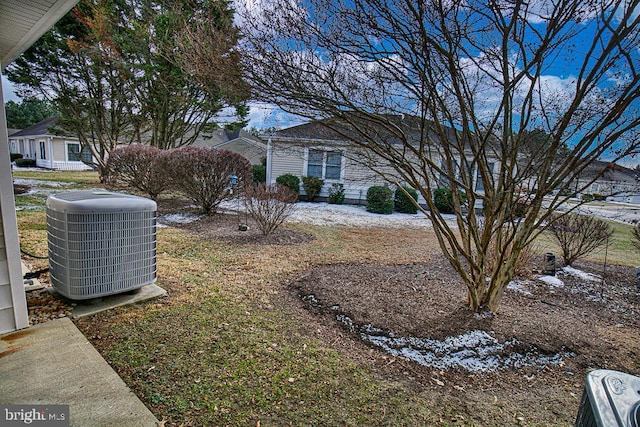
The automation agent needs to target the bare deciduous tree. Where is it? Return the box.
[239,0,640,313]
[245,183,298,235]
[547,213,613,266]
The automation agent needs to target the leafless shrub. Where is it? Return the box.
[547,213,613,266]
[245,183,297,235]
[167,147,252,215]
[105,145,170,200]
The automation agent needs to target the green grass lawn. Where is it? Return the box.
[535,220,640,267]
[12,169,100,184]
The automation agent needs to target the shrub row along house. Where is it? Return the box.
[262,115,501,206]
[262,116,640,206]
[8,116,266,170]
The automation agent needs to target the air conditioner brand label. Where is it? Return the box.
[605,375,627,395]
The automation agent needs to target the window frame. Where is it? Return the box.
[304,147,345,182]
[39,140,46,160]
[65,141,92,163]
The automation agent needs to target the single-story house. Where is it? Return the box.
[8,115,94,170]
[263,116,500,205]
[8,119,265,170]
[574,161,640,204]
[192,128,266,165]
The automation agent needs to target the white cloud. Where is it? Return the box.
[245,102,307,129]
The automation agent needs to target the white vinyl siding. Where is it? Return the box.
[268,143,305,183]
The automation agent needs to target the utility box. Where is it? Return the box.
[544,252,556,276]
[46,191,157,300]
[575,369,640,427]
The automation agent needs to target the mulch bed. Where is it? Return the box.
[288,256,640,366]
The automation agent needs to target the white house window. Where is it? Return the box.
[67,143,92,162]
[306,149,343,180]
[439,159,459,188]
[307,150,324,178]
[39,141,46,160]
[325,151,342,179]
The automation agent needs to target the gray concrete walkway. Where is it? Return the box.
[0,317,159,427]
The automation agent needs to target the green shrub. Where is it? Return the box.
[366,185,394,214]
[593,193,606,201]
[302,176,324,201]
[14,158,36,168]
[582,193,594,202]
[433,187,466,213]
[276,174,300,196]
[10,153,23,162]
[252,164,266,183]
[394,185,418,214]
[328,183,345,204]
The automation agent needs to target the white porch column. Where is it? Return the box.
[48,136,54,168]
[0,71,29,333]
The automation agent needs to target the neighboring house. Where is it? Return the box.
[8,116,93,170]
[192,128,267,165]
[264,119,386,204]
[263,116,499,205]
[573,160,640,204]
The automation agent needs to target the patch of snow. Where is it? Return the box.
[158,213,201,226]
[354,324,573,373]
[507,280,534,296]
[561,266,601,282]
[13,178,71,188]
[287,202,432,228]
[538,275,564,287]
[221,199,454,228]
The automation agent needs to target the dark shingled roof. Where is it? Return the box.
[195,128,265,148]
[579,160,640,184]
[9,116,73,138]
[271,114,466,148]
[273,119,348,140]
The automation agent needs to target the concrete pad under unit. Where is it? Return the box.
[48,284,168,318]
[0,317,159,427]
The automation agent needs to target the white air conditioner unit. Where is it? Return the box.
[46,191,157,300]
[575,369,640,427]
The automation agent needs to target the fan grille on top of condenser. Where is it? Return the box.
[46,191,157,300]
